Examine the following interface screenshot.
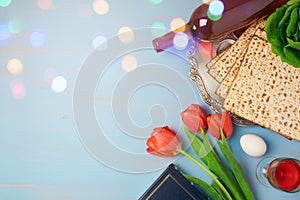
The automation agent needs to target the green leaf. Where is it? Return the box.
[183,126,208,165]
[283,43,300,67]
[286,41,300,50]
[211,180,230,200]
[287,0,300,6]
[266,6,286,45]
[287,8,299,37]
[182,173,222,200]
[183,127,245,200]
[218,131,255,200]
[271,44,284,56]
[295,17,300,42]
[266,2,300,68]
[200,133,245,200]
[287,37,294,44]
[200,131,218,159]
[279,3,299,27]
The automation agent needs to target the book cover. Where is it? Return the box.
[139,164,211,200]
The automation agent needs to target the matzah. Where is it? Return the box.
[216,27,267,99]
[223,36,300,141]
[206,50,226,69]
[207,22,258,83]
[208,18,267,83]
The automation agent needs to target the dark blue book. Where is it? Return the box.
[139,164,211,200]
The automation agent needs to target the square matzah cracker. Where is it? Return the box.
[223,36,300,141]
[208,18,267,83]
[206,50,226,69]
[207,22,259,83]
[216,27,267,99]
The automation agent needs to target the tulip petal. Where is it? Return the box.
[146,147,165,157]
[207,113,221,139]
[146,126,182,157]
[207,112,233,139]
[221,112,233,139]
[181,104,207,132]
[146,136,156,149]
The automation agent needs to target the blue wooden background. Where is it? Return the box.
[0,0,299,199]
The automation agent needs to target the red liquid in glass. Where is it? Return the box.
[267,159,300,192]
[275,160,300,191]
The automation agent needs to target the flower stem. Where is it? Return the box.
[180,149,233,200]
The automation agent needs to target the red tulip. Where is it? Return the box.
[146,126,182,157]
[146,125,233,199]
[181,104,207,132]
[207,112,233,139]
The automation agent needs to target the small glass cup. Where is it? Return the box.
[256,157,300,193]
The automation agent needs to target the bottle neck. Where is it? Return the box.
[152,24,192,53]
[152,0,289,53]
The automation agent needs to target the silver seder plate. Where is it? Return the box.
[187,32,254,126]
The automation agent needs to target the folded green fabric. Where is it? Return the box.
[265,0,300,68]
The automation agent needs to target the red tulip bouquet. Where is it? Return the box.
[146,104,255,200]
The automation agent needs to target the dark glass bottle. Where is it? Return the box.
[153,0,288,52]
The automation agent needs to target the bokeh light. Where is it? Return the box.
[173,32,189,50]
[0,0,11,7]
[7,58,23,75]
[170,18,186,32]
[209,0,224,16]
[93,0,109,15]
[150,0,163,4]
[207,11,222,21]
[208,0,224,21]
[121,55,137,72]
[93,34,108,51]
[30,31,45,47]
[51,76,67,93]
[203,0,211,4]
[8,18,23,34]
[118,27,135,44]
[10,80,26,99]
[37,0,52,10]
[151,21,166,38]
[0,24,11,41]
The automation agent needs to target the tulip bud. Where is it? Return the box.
[207,112,233,139]
[181,104,207,132]
[146,126,182,157]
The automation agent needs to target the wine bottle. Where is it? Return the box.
[153,0,288,53]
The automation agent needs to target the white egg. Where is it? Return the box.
[240,134,267,157]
